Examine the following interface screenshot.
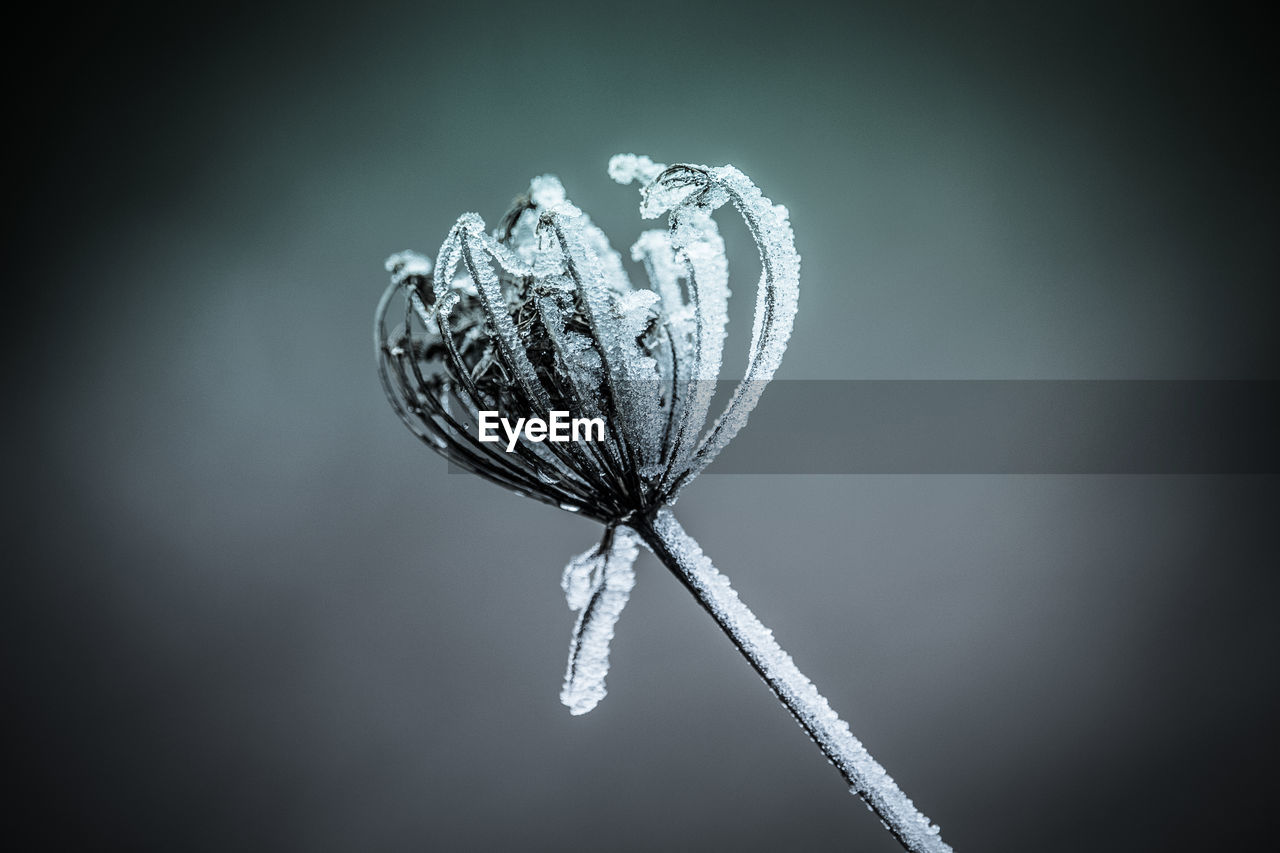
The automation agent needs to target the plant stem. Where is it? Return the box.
[633,509,951,853]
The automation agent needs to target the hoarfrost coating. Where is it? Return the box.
[377,155,799,520]
[642,512,951,853]
[560,527,640,715]
[376,154,951,853]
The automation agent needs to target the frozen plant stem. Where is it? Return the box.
[635,510,951,853]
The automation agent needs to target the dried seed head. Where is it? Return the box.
[375,155,800,523]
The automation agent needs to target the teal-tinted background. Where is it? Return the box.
[8,1,1276,850]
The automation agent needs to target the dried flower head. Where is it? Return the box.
[374,155,949,853]
[375,153,798,524]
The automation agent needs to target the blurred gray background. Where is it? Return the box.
[6,1,1277,850]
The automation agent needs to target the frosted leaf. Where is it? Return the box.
[479,231,532,278]
[432,227,463,304]
[642,165,800,496]
[714,166,800,377]
[647,511,951,853]
[406,288,440,334]
[454,213,551,414]
[447,271,479,296]
[665,208,729,484]
[559,535,604,610]
[640,178,704,220]
[585,225,633,295]
[630,229,695,467]
[619,159,739,487]
[549,211,664,465]
[434,290,458,317]
[458,320,488,352]
[510,174,633,295]
[503,175,577,271]
[383,250,437,330]
[503,203,543,266]
[560,527,641,715]
[563,333,604,383]
[384,250,432,285]
[419,224,489,408]
[636,164,728,220]
[529,174,567,209]
[535,289,605,414]
[530,223,569,279]
[608,153,666,187]
[682,219,730,383]
[615,288,660,338]
[631,230,686,321]
[553,191,634,297]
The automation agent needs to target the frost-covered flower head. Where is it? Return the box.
[375,158,951,851]
[376,154,801,716]
[375,154,799,524]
